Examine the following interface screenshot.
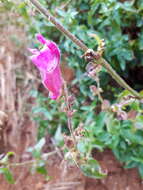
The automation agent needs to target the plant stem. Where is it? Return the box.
[29,0,87,52]
[3,151,57,167]
[63,80,77,147]
[29,0,142,99]
[98,58,141,98]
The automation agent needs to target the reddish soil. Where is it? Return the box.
[0,150,143,190]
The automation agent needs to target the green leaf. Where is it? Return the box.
[34,138,46,151]
[92,139,104,151]
[0,152,15,164]
[131,157,143,164]
[28,138,45,158]
[94,112,107,135]
[54,126,63,146]
[77,140,89,154]
[80,158,106,179]
[124,161,137,169]
[140,90,143,97]
[120,129,143,145]
[105,114,120,134]
[32,107,52,121]
[118,90,131,99]
[36,166,47,175]
[0,168,15,184]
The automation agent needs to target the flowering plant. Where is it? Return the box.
[29,34,63,100]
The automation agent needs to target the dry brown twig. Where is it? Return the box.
[63,80,76,147]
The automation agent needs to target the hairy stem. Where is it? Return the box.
[29,0,142,99]
[63,80,77,147]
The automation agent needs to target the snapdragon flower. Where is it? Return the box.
[29,34,63,100]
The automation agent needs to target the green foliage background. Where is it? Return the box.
[26,0,143,178]
[28,0,143,94]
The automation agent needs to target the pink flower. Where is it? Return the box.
[29,34,63,100]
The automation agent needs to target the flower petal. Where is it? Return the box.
[47,41,60,58]
[41,65,63,100]
[29,34,63,100]
[36,33,47,45]
[30,48,59,73]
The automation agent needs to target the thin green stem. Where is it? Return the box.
[29,0,142,99]
[99,58,141,98]
[1,151,57,168]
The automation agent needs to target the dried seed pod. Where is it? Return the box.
[63,134,74,148]
[82,49,100,62]
[74,124,85,137]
